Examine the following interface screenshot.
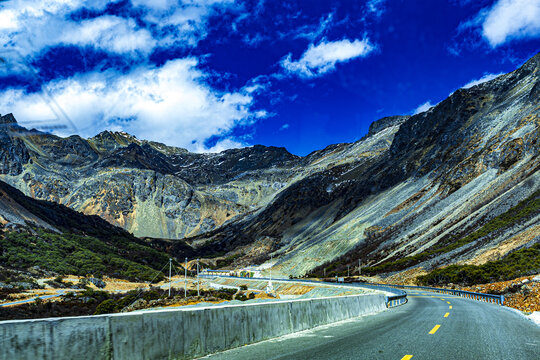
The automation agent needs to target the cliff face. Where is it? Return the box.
[1,53,539,277]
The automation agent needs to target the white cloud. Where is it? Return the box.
[203,138,246,153]
[281,38,375,78]
[61,16,156,54]
[280,123,289,131]
[292,13,334,41]
[135,0,236,47]
[0,0,239,61]
[0,2,152,58]
[413,101,435,115]
[0,59,264,152]
[366,0,386,18]
[480,0,540,47]
[461,72,504,89]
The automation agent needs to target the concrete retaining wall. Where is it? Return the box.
[0,293,386,360]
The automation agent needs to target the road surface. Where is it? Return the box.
[0,290,66,307]
[200,289,540,360]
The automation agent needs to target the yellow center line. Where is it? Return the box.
[441,298,445,301]
[449,305,452,309]
[444,312,449,318]
[429,325,441,334]
[401,355,413,360]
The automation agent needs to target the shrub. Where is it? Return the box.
[94,299,116,315]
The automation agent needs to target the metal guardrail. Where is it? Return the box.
[203,275,504,306]
[201,275,408,308]
[366,283,504,305]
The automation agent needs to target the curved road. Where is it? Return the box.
[200,289,540,360]
[0,290,66,307]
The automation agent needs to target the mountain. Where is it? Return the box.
[0,179,170,281]
[0,106,402,241]
[1,53,539,281]
[0,113,303,239]
[184,52,540,278]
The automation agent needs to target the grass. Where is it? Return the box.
[417,242,540,286]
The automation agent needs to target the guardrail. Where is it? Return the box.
[365,283,504,305]
[201,275,408,308]
[203,274,503,305]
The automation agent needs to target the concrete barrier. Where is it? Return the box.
[0,293,386,360]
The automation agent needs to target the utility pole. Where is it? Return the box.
[184,257,187,297]
[168,258,172,297]
[323,268,326,277]
[359,260,361,276]
[347,265,350,277]
[197,258,200,297]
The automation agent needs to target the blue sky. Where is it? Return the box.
[0,0,539,155]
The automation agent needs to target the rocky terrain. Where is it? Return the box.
[1,52,539,281]
[187,52,540,279]
[0,113,305,239]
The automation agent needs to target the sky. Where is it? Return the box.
[0,0,539,155]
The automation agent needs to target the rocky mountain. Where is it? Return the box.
[0,114,303,239]
[1,52,539,280]
[185,52,540,278]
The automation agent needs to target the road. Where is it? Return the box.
[200,289,540,360]
[0,290,66,307]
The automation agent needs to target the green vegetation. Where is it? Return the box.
[363,189,540,275]
[0,228,168,282]
[418,242,540,286]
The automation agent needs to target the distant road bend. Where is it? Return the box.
[201,287,540,360]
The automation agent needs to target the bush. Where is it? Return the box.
[94,299,116,315]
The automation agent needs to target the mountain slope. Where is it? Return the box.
[0,108,402,240]
[186,52,540,277]
[0,113,302,239]
[0,179,170,281]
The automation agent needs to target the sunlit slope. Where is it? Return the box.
[190,52,539,277]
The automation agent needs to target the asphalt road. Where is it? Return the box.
[0,290,65,307]
[200,289,540,360]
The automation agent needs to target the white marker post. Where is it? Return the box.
[168,258,172,297]
[197,259,200,297]
[184,257,187,297]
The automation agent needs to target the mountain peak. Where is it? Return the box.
[0,113,17,126]
[367,115,410,137]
